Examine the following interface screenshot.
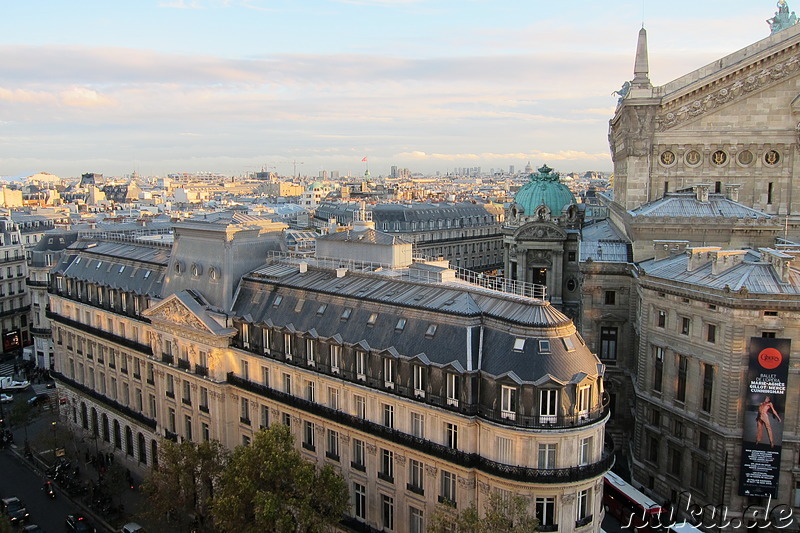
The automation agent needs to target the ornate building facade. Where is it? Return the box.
[49,213,611,532]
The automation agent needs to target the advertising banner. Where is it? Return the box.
[739,337,791,497]
[2,329,20,353]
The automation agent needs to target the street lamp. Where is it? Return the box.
[51,421,57,463]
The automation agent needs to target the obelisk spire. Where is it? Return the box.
[632,27,651,89]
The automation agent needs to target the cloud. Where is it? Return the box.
[396,150,611,162]
[60,87,115,107]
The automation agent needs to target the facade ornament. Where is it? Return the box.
[270,408,280,418]
[366,443,378,456]
[340,433,350,443]
[768,1,798,34]
[561,493,576,504]
[395,453,406,466]
[291,415,301,425]
[457,475,475,489]
[424,464,438,477]
[477,480,490,495]
[612,80,631,105]
[314,425,325,435]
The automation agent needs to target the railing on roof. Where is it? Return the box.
[264,251,547,300]
[77,228,173,247]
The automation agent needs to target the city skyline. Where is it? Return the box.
[0,0,780,179]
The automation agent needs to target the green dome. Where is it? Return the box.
[514,164,576,216]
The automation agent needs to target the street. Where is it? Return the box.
[0,449,108,532]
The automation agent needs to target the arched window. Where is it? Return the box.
[80,402,88,429]
[91,408,98,437]
[151,440,158,469]
[113,420,121,449]
[138,433,147,464]
[102,414,110,442]
[125,426,134,456]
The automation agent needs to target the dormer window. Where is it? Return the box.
[143,270,151,279]
[273,296,283,307]
[539,340,551,353]
[501,385,518,421]
[316,304,327,316]
[367,313,378,326]
[413,366,426,398]
[395,318,406,332]
[562,337,575,351]
[341,308,352,321]
[513,338,525,352]
[96,261,103,269]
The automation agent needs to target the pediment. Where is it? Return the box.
[143,291,236,337]
[143,294,214,334]
[513,223,567,241]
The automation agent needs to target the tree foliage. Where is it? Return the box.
[142,438,228,533]
[211,425,349,533]
[8,400,36,443]
[428,491,540,533]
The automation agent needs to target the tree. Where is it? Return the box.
[8,401,36,446]
[142,438,228,533]
[211,425,349,533]
[428,491,540,533]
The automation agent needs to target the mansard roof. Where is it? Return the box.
[630,192,772,219]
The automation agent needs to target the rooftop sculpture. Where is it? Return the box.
[768,0,798,34]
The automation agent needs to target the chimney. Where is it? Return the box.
[759,248,793,283]
[687,246,721,272]
[725,184,741,203]
[710,250,747,275]
[336,268,347,278]
[653,240,689,260]
[695,184,710,203]
[299,262,308,274]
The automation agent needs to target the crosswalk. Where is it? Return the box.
[0,361,19,378]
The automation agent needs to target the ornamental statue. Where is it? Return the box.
[768,0,798,34]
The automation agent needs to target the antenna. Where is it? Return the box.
[642,0,645,27]
[291,160,304,178]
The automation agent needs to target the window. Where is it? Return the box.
[383,404,394,428]
[367,312,378,326]
[604,290,616,305]
[340,308,352,320]
[316,304,327,316]
[677,355,688,403]
[305,380,315,402]
[657,310,666,328]
[425,324,437,338]
[707,324,717,343]
[166,374,175,398]
[536,497,556,528]
[182,380,191,405]
[283,334,293,359]
[240,398,250,425]
[408,459,424,494]
[262,329,271,354]
[380,449,394,482]
[409,507,424,533]
[446,374,460,407]
[261,366,269,387]
[698,432,709,452]
[352,439,365,470]
[440,470,456,506]
[273,295,283,307]
[539,339,551,353]
[354,483,366,520]
[411,412,424,438]
[260,405,269,428]
[513,338,525,351]
[330,345,341,373]
[501,385,517,420]
[600,327,618,361]
[579,436,593,466]
[670,446,682,477]
[562,336,575,351]
[327,430,339,460]
[200,387,209,412]
[306,339,316,366]
[538,443,556,468]
[355,395,366,419]
[692,459,707,492]
[763,331,777,338]
[647,434,659,464]
[701,363,714,413]
[539,389,558,423]
[653,346,664,393]
[282,373,291,394]
[577,489,592,523]
[328,387,340,410]
[303,421,315,451]
[413,366,425,397]
[444,422,458,449]
[184,415,193,441]
[384,358,396,388]
[577,385,591,420]
[381,495,394,531]
[202,423,210,442]
[681,317,691,336]
[395,318,406,332]
[497,436,513,464]
[356,351,367,381]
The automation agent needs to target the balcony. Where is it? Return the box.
[575,516,593,528]
[46,311,153,355]
[406,483,424,496]
[166,391,175,399]
[538,525,558,532]
[194,364,208,377]
[161,354,174,365]
[377,472,394,484]
[227,373,615,484]
[165,430,178,442]
[350,461,366,472]
[325,451,340,462]
[177,358,190,371]
[199,405,209,414]
[437,496,456,508]
[301,442,315,452]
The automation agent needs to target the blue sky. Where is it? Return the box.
[0,1,779,178]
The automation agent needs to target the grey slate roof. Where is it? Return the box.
[639,250,800,294]
[629,193,771,219]
[580,219,632,263]
[317,229,410,246]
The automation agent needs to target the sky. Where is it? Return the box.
[0,0,782,179]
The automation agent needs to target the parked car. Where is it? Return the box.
[27,394,50,408]
[1,496,30,525]
[121,523,144,533]
[65,514,95,533]
[22,525,45,533]
[0,393,12,403]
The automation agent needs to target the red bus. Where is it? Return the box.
[603,472,664,532]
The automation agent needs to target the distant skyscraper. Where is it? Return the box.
[509,165,515,174]
[390,166,397,179]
